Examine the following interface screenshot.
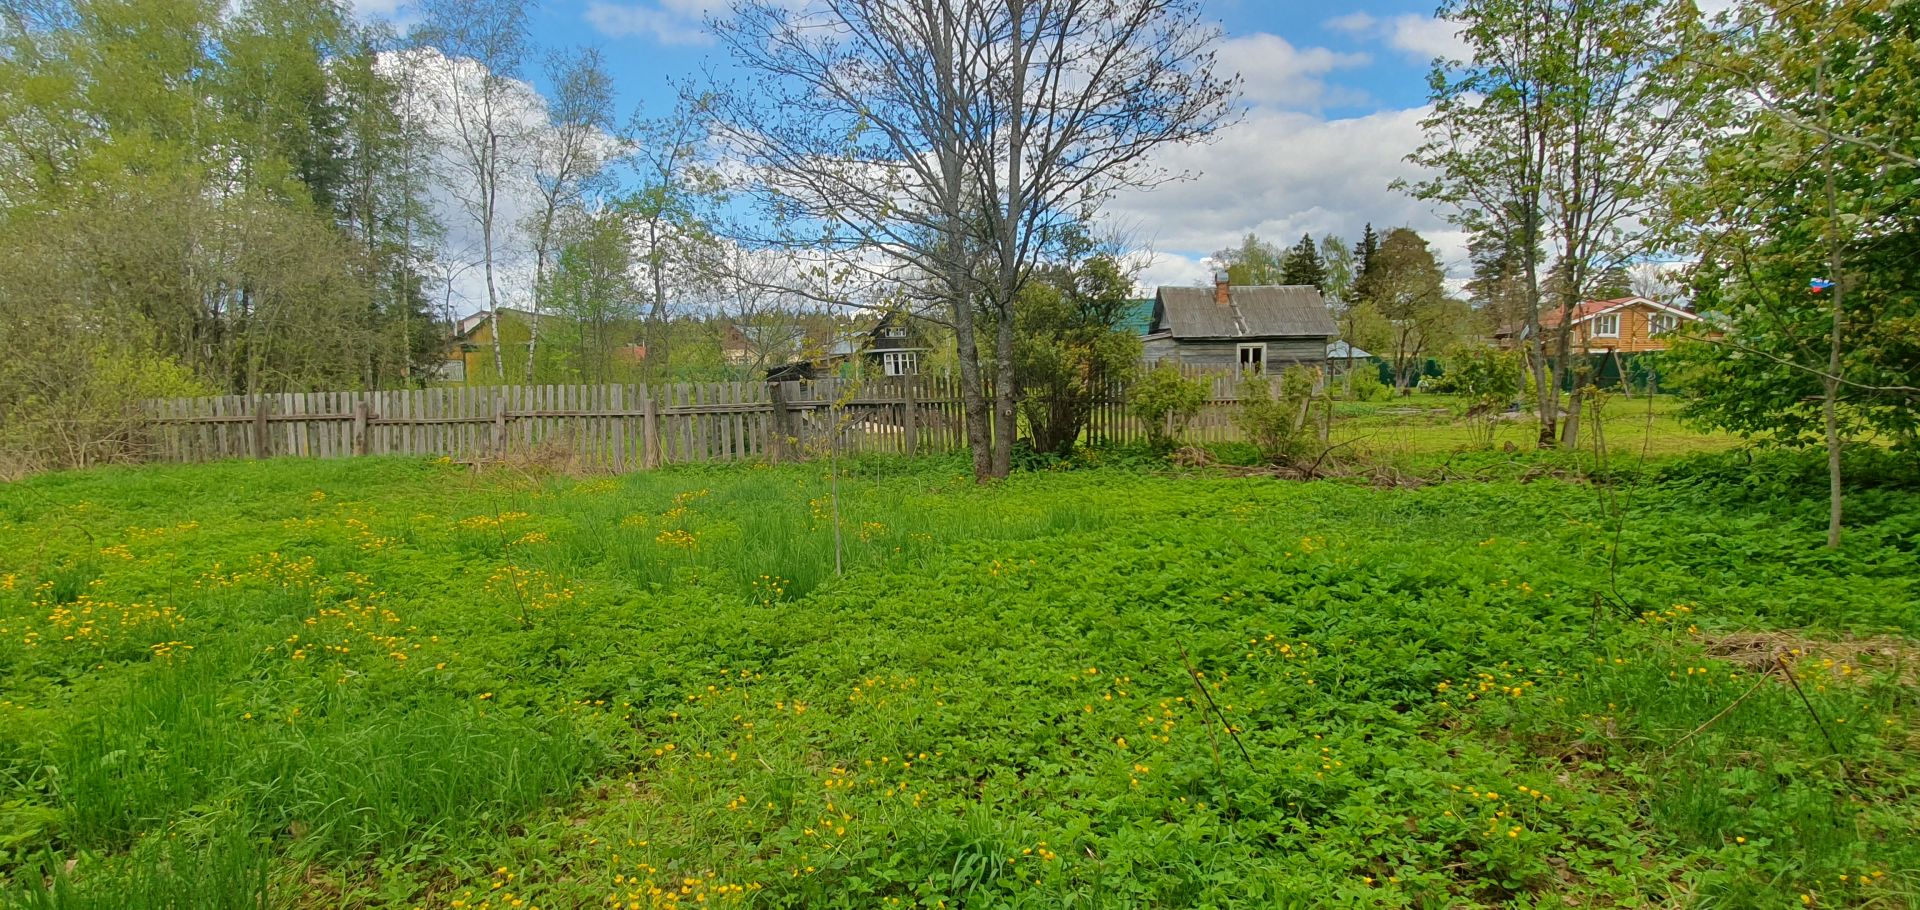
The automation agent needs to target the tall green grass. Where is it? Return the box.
[0,450,1914,908]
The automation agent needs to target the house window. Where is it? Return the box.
[1237,343,1267,375]
[1649,313,1678,335]
[882,324,908,339]
[882,351,919,376]
[1591,313,1621,337]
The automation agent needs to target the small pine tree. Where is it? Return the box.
[1351,223,1381,304]
[1280,233,1327,288]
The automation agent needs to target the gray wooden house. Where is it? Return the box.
[1142,274,1336,373]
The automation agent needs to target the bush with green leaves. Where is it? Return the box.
[0,345,209,479]
[1129,362,1209,449]
[1013,255,1143,455]
[1343,367,1388,401]
[1234,367,1319,462]
[1446,346,1528,446]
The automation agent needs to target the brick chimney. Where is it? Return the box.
[1213,270,1231,306]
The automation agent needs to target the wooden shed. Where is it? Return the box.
[1141,274,1337,373]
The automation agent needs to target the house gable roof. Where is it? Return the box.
[453,307,541,342]
[1540,296,1701,330]
[1150,285,1336,340]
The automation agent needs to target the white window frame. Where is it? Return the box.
[882,351,918,376]
[1237,342,1267,375]
[881,324,908,339]
[1591,313,1621,337]
[1649,313,1678,335]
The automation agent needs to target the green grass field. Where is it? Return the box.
[1,422,1915,908]
[1328,392,1737,460]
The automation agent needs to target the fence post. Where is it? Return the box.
[901,377,917,457]
[492,394,508,456]
[769,380,796,462]
[352,399,369,456]
[252,394,271,459]
[641,391,662,469]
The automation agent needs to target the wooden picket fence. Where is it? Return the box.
[141,368,1299,468]
[1086,369,1287,447]
[144,377,967,469]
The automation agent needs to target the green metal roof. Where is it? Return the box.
[1119,299,1156,336]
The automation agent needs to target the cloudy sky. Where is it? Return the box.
[367,0,1475,304]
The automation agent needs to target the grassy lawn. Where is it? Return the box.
[0,440,1915,908]
[1326,392,1738,460]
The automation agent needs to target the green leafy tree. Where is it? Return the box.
[1362,229,1472,393]
[1464,211,1540,336]
[543,208,645,384]
[1234,366,1318,462]
[1014,254,1144,455]
[1446,346,1527,446]
[1213,233,1286,286]
[1667,0,1920,545]
[1319,234,1354,305]
[1406,0,1703,447]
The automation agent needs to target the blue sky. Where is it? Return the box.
[367,0,1474,296]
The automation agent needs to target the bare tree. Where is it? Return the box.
[712,248,820,377]
[524,48,620,381]
[625,89,726,382]
[714,0,1235,481]
[411,0,531,382]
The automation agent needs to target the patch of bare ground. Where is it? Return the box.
[1701,630,1920,686]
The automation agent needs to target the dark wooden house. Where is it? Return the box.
[856,310,933,376]
[1142,274,1336,373]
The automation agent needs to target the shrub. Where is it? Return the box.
[1234,367,1318,462]
[1345,368,1388,401]
[1446,346,1527,446]
[1130,362,1209,449]
[0,346,209,479]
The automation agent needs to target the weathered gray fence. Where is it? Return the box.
[143,377,971,468]
[142,369,1295,467]
[1086,370,1280,447]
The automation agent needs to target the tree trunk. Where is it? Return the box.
[482,135,506,383]
[647,219,670,384]
[1820,65,1845,549]
[1545,291,1577,447]
[526,234,548,383]
[1524,121,1553,448]
[991,305,1016,478]
[951,290,993,482]
[1562,373,1584,450]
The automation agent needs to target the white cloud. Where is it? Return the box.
[385,48,620,315]
[1324,12,1378,34]
[1103,105,1473,283]
[1216,33,1370,109]
[1326,13,1469,64]
[1123,250,1213,293]
[585,0,725,45]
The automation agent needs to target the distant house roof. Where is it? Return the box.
[1119,299,1157,336]
[1327,340,1372,360]
[1149,285,1337,340]
[453,307,542,342]
[1539,295,1700,330]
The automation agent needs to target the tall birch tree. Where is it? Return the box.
[412,0,530,381]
